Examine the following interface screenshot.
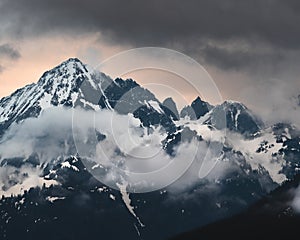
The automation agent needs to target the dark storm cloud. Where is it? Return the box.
[199,44,285,71]
[0,44,20,60]
[1,0,300,47]
[0,0,300,70]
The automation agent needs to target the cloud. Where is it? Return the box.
[0,165,57,197]
[0,107,75,161]
[0,0,300,70]
[0,0,299,48]
[241,77,300,128]
[0,103,285,198]
[0,43,20,60]
[198,42,285,71]
[0,106,227,194]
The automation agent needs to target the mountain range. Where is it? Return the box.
[0,58,299,240]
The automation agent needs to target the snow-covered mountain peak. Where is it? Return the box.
[0,58,180,137]
[37,57,94,91]
[221,100,247,110]
[0,58,110,133]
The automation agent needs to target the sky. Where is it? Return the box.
[0,0,300,123]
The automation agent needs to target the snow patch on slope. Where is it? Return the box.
[61,161,79,172]
[46,196,66,203]
[117,182,145,227]
[227,131,287,184]
[147,100,164,114]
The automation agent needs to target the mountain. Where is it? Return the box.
[204,100,261,136]
[0,58,176,136]
[0,58,300,240]
[162,97,179,120]
[180,96,212,120]
[170,174,300,240]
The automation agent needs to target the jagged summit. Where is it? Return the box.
[193,96,203,102]
[180,96,212,120]
[63,57,83,63]
[55,57,85,68]
[37,57,90,86]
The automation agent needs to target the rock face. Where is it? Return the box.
[204,100,261,136]
[0,58,300,240]
[162,97,179,120]
[180,96,211,120]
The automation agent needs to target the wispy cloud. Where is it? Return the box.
[0,44,20,60]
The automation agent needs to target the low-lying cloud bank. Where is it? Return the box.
[0,106,229,194]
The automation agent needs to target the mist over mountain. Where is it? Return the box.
[0,58,300,240]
